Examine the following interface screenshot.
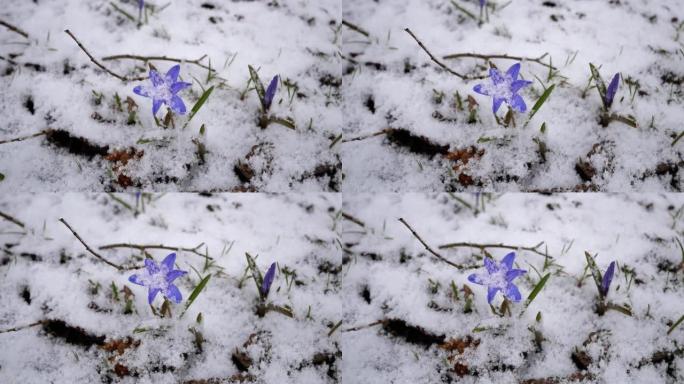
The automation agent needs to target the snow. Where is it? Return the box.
[340,193,684,383]
[341,0,684,192]
[0,0,341,192]
[0,193,342,383]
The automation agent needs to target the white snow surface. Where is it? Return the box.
[341,0,684,192]
[340,193,684,383]
[0,0,341,192]
[0,193,342,383]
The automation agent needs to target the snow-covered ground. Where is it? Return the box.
[341,0,684,192]
[340,193,684,383]
[0,0,341,192]
[0,193,342,383]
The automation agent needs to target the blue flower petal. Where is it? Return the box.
[169,95,187,115]
[505,284,522,302]
[133,85,151,97]
[149,69,164,87]
[170,81,191,95]
[166,269,187,282]
[161,253,176,271]
[501,252,516,270]
[148,287,161,304]
[487,287,500,303]
[152,98,164,116]
[473,84,489,96]
[165,65,181,84]
[128,274,144,286]
[492,96,505,114]
[506,63,521,80]
[144,258,159,274]
[165,284,182,304]
[510,94,527,113]
[506,269,526,281]
[467,273,484,285]
[489,68,504,84]
[483,257,497,274]
[511,79,532,94]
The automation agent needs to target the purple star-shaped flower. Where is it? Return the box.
[129,253,187,304]
[261,262,276,298]
[473,63,532,114]
[133,65,191,117]
[468,252,527,303]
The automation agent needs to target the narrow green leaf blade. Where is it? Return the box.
[187,85,214,124]
[181,274,211,318]
[667,313,684,335]
[248,65,266,110]
[525,273,551,308]
[527,84,555,122]
[584,251,603,295]
[269,117,296,130]
[589,63,606,106]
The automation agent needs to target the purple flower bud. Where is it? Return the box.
[263,75,279,111]
[138,0,145,11]
[605,73,619,108]
[261,262,276,297]
[480,0,487,9]
[600,261,615,297]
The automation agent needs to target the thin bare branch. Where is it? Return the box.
[0,320,43,334]
[101,54,216,73]
[0,19,29,39]
[342,20,370,37]
[443,52,556,70]
[438,241,551,258]
[404,28,485,80]
[0,130,49,145]
[59,218,141,271]
[0,210,25,228]
[342,319,385,333]
[342,129,391,143]
[398,218,468,269]
[98,243,213,260]
[64,29,146,82]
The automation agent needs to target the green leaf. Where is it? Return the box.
[527,84,555,124]
[540,122,547,134]
[180,274,212,318]
[610,113,638,128]
[677,238,684,264]
[667,313,684,335]
[186,85,214,126]
[589,63,606,107]
[672,131,684,146]
[268,117,296,130]
[248,65,266,110]
[607,303,632,317]
[525,273,551,308]
[0,172,4,182]
[584,251,603,295]
[245,253,264,299]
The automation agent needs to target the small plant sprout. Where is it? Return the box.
[128,252,188,306]
[589,64,637,127]
[247,65,295,130]
[133,64,191,119]
[473,63,532,121]
[245,253,293,318]
[584,252,631,317]
[467,252,527,307]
